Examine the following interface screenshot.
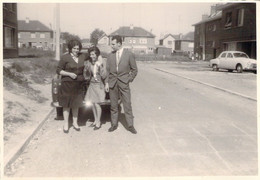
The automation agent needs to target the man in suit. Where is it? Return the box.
[105,35,138,134]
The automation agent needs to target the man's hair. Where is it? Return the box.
[111,35,122,45]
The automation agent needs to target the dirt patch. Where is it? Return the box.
[3,57,57,146]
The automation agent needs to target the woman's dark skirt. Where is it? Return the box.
[58,81,84,108]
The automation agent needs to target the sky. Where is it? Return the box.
[17,1,217,40]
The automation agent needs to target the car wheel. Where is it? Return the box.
[236,64,243,73]
[212,64,219,71]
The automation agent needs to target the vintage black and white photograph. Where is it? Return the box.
[2,0,258,178]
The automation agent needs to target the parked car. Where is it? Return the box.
[51,73,119,120]
[209,51,257,73]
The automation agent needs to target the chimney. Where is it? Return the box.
[202,14,208,20]
[130,24,134,30]
[210,5,217,15]
[179,33,183,40]
[25,17,29,23]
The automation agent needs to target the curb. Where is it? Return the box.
[155,68,257,102]
[4,107,55,170]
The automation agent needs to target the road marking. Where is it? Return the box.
[152,118,169,156]
[191,127,233,172]
[230,122,257,142]
[155,68,257,102]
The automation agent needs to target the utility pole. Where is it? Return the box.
[55,3,60,61]
[52,5,56,51]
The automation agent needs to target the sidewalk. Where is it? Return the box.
[138,61,257,100]
[4,83,54,169]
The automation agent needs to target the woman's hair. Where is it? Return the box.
[67,39,82,53]
[88,46,100,57]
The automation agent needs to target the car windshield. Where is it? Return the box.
[233,53,249,58]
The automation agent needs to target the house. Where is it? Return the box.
[108,25,155,54]
[3,3,18,58]
[98,34,109,45]
[18,18,53,50]
[193,3,256,60]
[220,3,256,59]
[193,4,222,60]
[81,38,92,49]
[159,34,180,52]
[174,32,194,53]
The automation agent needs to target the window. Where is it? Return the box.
[225,12,232,28]
[40,33,45,38]
[4,26,15,48]
[18,33,21,38]
[213,24,216,31]
[188,43,194,48]
[208,24,213,31]
[227,53,233,58]
[212,41,215,48]
[133,40,136,44]
[31,33,36,38]
[129,39,132,43]
[3,3,15,11]
[168,41,172,45]
[139,39,147,44]
[237,9,244,26]
[221,53,226,58]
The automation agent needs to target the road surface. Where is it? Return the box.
[5,62,257,177]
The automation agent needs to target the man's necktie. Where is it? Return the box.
[116,51,120,71]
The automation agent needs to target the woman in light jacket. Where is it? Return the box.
[83,46,106,130]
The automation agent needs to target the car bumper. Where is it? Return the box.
[51,99,118,108]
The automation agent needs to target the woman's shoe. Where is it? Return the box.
[73,125,80,131]
[63,126,69,133]
[93,125,101,130]
[89,123,96,127]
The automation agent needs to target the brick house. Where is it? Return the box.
[193,3,256,60]
[220,3,256,59]
[18,18,53,50]
[3,3,18,58]
[109,25,155,54]
[159,34,180,53]
[174,32,194,53]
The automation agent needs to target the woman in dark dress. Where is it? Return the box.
[56,40,86,133]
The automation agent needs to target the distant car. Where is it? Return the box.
[209,51,257,73]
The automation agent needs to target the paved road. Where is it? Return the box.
[6,62,257,177]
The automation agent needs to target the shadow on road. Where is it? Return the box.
[54,105,128,130]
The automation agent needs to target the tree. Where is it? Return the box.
[61,32,81,44]
[90,28,105,46]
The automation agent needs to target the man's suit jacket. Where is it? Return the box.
[105,49,138,88]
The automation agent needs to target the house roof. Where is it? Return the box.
[18,20,52,32]
[160,34,180,41]
[98,34,108,40]
[182,31,194,41]
[109,26,155,38]
[192,10,222,26]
